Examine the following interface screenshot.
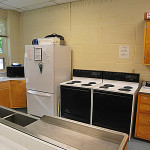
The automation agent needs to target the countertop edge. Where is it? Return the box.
[0,77,25,82]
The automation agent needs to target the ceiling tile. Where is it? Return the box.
[54,0,78,4]
[22,1,56,11]
[0,0,79,12]
[0,3,17,10]
[1,0,50,8]
[0,0,8,2]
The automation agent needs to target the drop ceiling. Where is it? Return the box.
[0,0,78,12]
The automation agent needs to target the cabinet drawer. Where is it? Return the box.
[139,113,150,125]
[139,103,150,113]
[0,81,9,89]
[136,124,150,140]
[10,80,25,85]
[140,94,150,105]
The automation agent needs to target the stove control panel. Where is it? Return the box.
[103,71,140,83]
[73,69,103,79]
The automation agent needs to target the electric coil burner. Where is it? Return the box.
[81,84,92,86]
[88,82,97,84]
[99,84,115,89]
[66,82,75,84]
[124,86,133,89]
[103,84,115,87]
[72,81,81,83]
[99,86,109,89]
[118,88,131,91]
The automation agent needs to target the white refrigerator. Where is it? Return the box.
[24,45,71,117]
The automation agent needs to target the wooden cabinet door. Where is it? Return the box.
[0,81,11,108]
[10,80,27,108]
[144,21,150,64]
[135,93,150,141]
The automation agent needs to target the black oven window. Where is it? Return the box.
[93,91,133,134]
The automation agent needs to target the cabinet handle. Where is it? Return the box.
[144,97,148,100]
[17,81,22,83]
[147,133,150,135]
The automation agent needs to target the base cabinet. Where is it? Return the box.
[10,80,27,108]
[135,93,150,141]
[0,80,27,108]
[0,81,11,108]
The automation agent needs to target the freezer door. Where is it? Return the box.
[25,45,54,93]
[27,90,55,117]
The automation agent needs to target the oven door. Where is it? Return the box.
[60,85,91,124]
[93,90,133,134]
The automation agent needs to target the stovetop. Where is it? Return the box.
[60,77,102,88]
[93,80,139,95]
[60,69,140,94]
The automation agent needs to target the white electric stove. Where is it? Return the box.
[60,69,103,124]
[60,69,140,140]
[92,71,140,140]
[93,79,139,95]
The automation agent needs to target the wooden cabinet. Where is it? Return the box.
[0,81,11,108]
[143,20,150,64]
[0,80,27,108]
[135,94,150,141]
[10,80,27,108]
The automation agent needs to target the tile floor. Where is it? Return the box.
[127,138,150,150]
[13,107,27,113]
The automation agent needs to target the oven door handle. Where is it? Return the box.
[94,91,132,98]
[61,86,91,92]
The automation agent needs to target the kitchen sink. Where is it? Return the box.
[0,108,14,118]
[5,114,37,127]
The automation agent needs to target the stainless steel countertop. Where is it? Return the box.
[0,106,128,150]
[25,117,125,150]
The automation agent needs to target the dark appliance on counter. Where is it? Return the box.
[92,71,140,140]
[142,81,150,87]
[60,69,103,124]
[7,65,24,77]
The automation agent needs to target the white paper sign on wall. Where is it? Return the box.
[147,12,150,19]
[119,46,129,59]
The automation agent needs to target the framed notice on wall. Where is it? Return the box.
[119,46,129,59]
[34,48,42,61]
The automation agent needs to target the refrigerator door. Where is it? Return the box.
[27,90,55,117]
[25,45,54,93]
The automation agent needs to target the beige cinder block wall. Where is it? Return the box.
[20,0,150,82]
[7,10,21,64]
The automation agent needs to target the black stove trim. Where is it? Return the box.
[73,69,103,79]
[94,89,133,97]
[73,69,140,83]
[60,85,91,92]
[102,71,140,83]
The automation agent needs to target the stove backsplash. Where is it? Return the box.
[102,71,140,83]
[73,69,140,83]
[73,69,103,79]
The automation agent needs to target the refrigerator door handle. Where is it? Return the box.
[27,90,52,97]
[24,53,28,76]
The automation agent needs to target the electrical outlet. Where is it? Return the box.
[132,69,135,73]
